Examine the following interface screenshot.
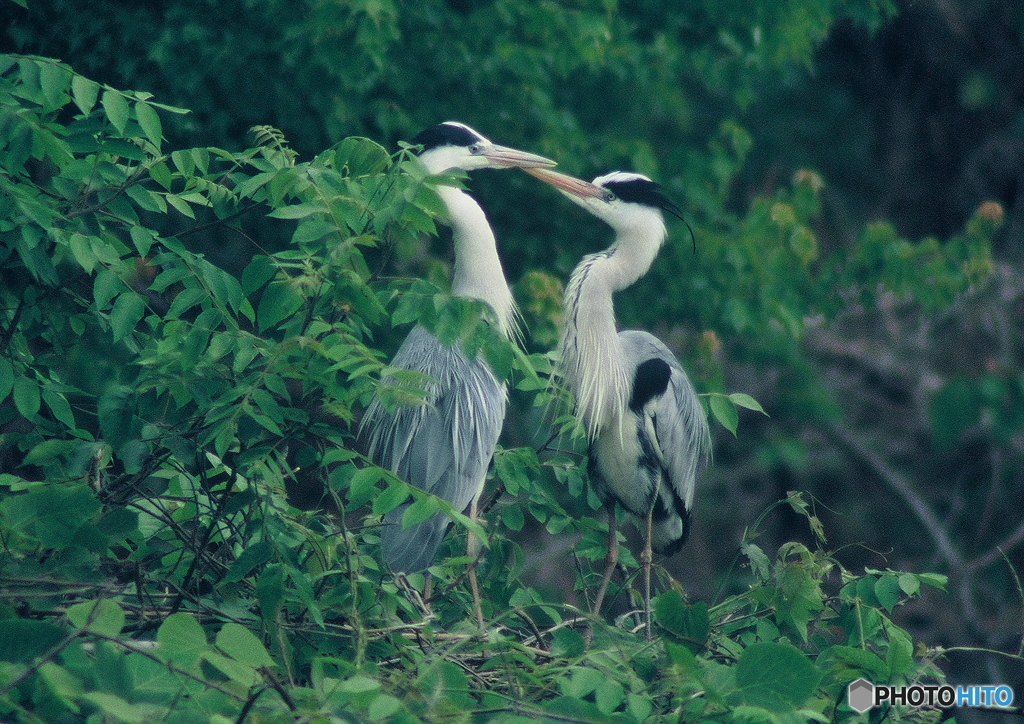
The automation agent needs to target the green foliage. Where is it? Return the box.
[2,0,896,153]
[0,56,972,722]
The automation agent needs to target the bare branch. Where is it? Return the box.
[824,423,964,569]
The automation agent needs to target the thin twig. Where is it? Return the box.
[964,519,1024,572]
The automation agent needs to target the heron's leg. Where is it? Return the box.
[641,506,654,640]
[592,503,619,617]
[466,497,485,631]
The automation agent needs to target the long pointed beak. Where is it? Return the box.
[523,167,606,199]
[479,144,556,169]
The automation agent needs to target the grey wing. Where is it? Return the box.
[620,331,711,550]
[360,325,507,572]
[657,364,711,512]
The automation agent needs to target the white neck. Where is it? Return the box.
[559,223,665,439]
[435,185,517,339]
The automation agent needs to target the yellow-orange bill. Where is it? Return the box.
[481,145,556,169]
[523,167,606,199]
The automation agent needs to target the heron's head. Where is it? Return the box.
[526,168,688,240]
[411,122,555,175]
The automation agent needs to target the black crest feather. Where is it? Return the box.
[410,123,483,153]
[603,177,697,253]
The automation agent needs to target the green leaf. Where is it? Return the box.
[167,286,206,319]
[110,292,147,342]
[68,232,96,272]
[595,679,624,715]
[501,504,525,531]
[709,393,739,435]
[157,613,208,667]
[39,61,70,110]
[664,640,697,669]
[392,280,440,326]
[886,625,915,677]
[13,376,40,418]
[897,572,920,597]
[196,256,244,313]
[191,147,210,173]
[654,591,709,646]
[775,559,825,641]
[102,88,130,133]
[22,438,78,468]
[257,279,304,332]
[789,225,818,262]
[80,692,146,724]
[874,573,902,613]
[42,387,77,430]
[149,160,173,190]
[549,627,585,658]
[171,148,195,175]
[420,661,473,709]
[67,599,126,637]
[93,268,121,310]
[917,572,948,589]
[0,483,101,548]
[371,479,408,515]
[223,540,274,583]
[541,696,617,724]
[481,331,515,379]
[626,692,653,722]
[728,392,767,415]
[165,193,196,218]
[286,563,324,627]
[334,136,391,177]
[560,666,604,699]
[135,101,163,147]
[216,622,275,669]
[0,619,66,663]
[201,650,258,687]
[347,466,383,509]
[241,255,278,294]
[39,661,85,712]
[129,226,156,257]
[742,542,772,580]
[367,693,403,721]
[340,674,381,694]
[292,218,337,246]
[735,642,821,712]
[268,202,327,219]
[402,496,438,528]
[823,645,888,679]
[855,575,879,606]
[494,449,531,496]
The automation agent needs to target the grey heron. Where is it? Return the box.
[527,167,712,636]
[361,123,555,594]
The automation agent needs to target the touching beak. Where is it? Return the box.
[480,144,557,169]
[523,167,607,200]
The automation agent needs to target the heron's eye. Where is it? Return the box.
[468,143,484,155]
[602,190,616,203]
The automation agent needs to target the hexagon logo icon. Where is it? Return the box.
[848,678,875,713]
